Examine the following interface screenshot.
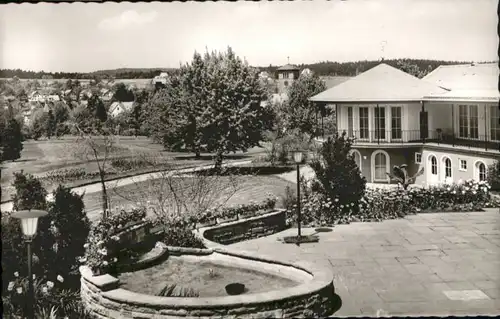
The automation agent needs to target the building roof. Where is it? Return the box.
[422,63,499,103]
[277,64,300,71]
[109,101,134,114]
[309,63,448,103]
[422,63,499,90]
[319,76,353,89]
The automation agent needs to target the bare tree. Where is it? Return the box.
[72,122,117,217]
[111,152,244,228]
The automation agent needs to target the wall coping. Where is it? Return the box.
[197,209,286,248]
[80,243,333,309]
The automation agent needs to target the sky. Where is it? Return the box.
[0,0,498,73]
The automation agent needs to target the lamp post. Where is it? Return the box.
[11,209,48,319]
[293,150,303,243]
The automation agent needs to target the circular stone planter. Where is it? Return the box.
[80,245,335,319]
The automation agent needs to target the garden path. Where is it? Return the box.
[229,209,500,317]
[0,160,253,213]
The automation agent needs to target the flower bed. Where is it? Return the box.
[194,195,278,228]
[40,168,117,184]
[285,180,496,227]
[82,207,151,275]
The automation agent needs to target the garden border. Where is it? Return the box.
[79,245,335,318]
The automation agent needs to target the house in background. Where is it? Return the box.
[100,88,114,102]
[310,62,500,185]
[109,101,134,118]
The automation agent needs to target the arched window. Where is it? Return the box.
[431,156,438,175]
[372,151,389,182]
[444,158,452,178]
[476,161,487,181]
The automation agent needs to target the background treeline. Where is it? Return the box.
[1,58,489,80]
[258,58,484,76]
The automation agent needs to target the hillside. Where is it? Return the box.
[1,58,492,80]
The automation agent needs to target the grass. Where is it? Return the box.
[1,136,266,202]
[83,175,292,221]
[118,256,297,297]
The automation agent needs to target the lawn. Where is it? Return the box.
[82,174,292,221]
[1,136,268,202]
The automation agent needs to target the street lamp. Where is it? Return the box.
[11,209,48,319]
[293,150,303,244]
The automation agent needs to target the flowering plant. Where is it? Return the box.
[82,207,148,274]
[2,272,80,318]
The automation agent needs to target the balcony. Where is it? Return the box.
[322,130,500,152]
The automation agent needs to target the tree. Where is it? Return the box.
[281,73,326,137]
[487,161,500,191]
[112,83,135,102]
[1,115,24,162]
[309,132,367,210]
[72,120,115,216]
[46,109,56,139]
[148,48,272,170]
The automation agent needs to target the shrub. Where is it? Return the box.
[4,177,90,290]
[286,179,494,227]
[487,161,500,191]
[43,185,90,287]
[309,132,366,214]
[11,170,48,211]
[159,226,205,249]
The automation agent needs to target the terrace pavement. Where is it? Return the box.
[228,209,500,317]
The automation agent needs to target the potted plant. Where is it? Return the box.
[216,207,238,224]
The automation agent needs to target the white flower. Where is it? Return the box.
[57,275,64,283]
[447,188,451,191]
[79,256,87,263]
[97,240,104,246]
[461,190,466,194]
[14,272,19,277]
[113,258,118,262]
[334,198,339,202]
[32,274,36,280]
[16,287,23,294]
[103,261,109,266]
[42,286,48,294]
[83,243,89,249]
[46,281,54,289]
[111,235,120,241]
[99,249,107,256]
[7,281,14,291]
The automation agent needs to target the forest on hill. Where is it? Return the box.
[0,58,486,80]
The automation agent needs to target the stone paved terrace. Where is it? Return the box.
[228,209,500,317]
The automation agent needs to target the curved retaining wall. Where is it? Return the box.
[80,245,335,319]
[201,209,287,245]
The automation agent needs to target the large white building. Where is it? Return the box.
[310,62,500,185]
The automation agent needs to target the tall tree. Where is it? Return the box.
[148,48,272,169]
[282,73,326,137]
[46,109,56,139]
[1,115,23,162]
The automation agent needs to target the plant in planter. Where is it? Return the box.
[196,209,217,228]
[216,207,239,223]
[386,165,424,190]
[157,283,200,298]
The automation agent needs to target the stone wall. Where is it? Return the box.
[80,247,335,319]
[202,210,287,245]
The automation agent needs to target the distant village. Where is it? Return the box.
[0,64,351,132]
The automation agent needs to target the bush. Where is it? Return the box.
[309,132,366,214]
[487,161,500,191]
[11,170,48,211]
[43,185,90,286]
[285,179,494,227]
[159,226,205,249]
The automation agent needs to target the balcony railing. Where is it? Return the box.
[327,130,500,152]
